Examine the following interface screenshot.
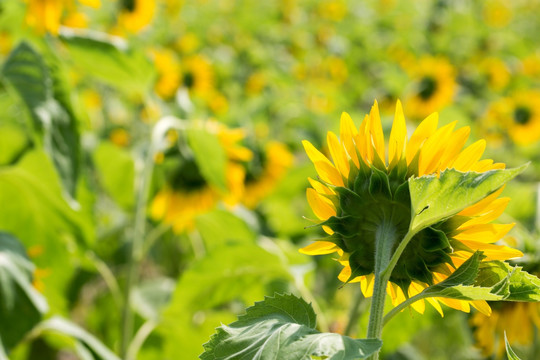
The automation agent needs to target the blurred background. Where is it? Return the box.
[1,0,540,359]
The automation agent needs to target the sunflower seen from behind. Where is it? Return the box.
[301,100,523,316]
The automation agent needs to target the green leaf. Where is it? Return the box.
[475,261,540,301]
[0,232,48,352]
[93,142,135,209]
[505,333,522,360]
[2,42,80,198]
[187,128,228,193]
[131,277,175,321]
[33,317,120,360]
[160,243,292,359]
[195,210,256,251]
[201,293,382,360]
[409,166,527,232]
[0,151,90,313]
[59,29,154,96]
[0,124,28,165]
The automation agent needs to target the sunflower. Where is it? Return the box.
[117,0,156,34]
[181,55,215,99]
[404,56,456,120]
[477,57,510,91]
[301,100,522,316]
[25,0,63,34]
[151,49,182,99]
[483,90,540,146]
[239,141,294,209]
[150,122,252,233]
[472,302,540,358]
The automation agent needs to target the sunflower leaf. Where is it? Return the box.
[200,293,382,360]
[505,333,522,360]
[475,261,540,301]
[0,232,49,352]
[409,165,527,232]
[2,42,80,199]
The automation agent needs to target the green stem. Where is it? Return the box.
[120,148,155,358]
[366,221,397,360]
[383,293,426,326]
[380,230,415,281]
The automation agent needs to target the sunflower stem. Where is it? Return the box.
[120,146,155,359]
[380,229,416,282]
[366,221,397,360]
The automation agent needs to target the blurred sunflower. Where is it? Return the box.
[478,57,510,91]
[25,0,64,34]
[181,54,215,98]
[483,90,540,146]
[301,100,522,316]
[117,0,156,33]
[239,141,293,209]
[152,49,182,99]
[150,122,252,233]
[472,301,540,357]
[404,56,456,120]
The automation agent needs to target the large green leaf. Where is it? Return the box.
[201,293,382,360]
[2,41,80,198]
[0,151,90,313]
[0,233,48,352]
[59,29,154,96]
[33,317,120,360]
[93,141,135,209]
[160,243,292,359]
[195,210,256,251]
[409,166,527,232]
[187,128,228,193]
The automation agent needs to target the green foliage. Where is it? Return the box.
[0,151,90,312]
[505,333,522,360]
[58,30,154,96]
[201,293,382,360]
[2,42,80,198]
[93,141,135,209]
[160,243,292,359]
[195,210,256,251]
[409,166,527,232]
[0,233,48,352]
[187,128,228,192]
[32,317,120,360]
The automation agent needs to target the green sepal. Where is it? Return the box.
[369,167,392,199]
[334,186,368,217]
[347,247,376,282]
[505,333,522,360]
[421,227,451,252]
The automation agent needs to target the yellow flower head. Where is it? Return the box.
[150,122,252,233]
[472,302,540,357]
[181,55,215,98]
[301,100,522,316]
[478,57,510,91]
[483,90,540,146]
[152,49,182,99]
[118,0,156,34]
[405,57,456,120]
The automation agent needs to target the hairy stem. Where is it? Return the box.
[366,221,397,360]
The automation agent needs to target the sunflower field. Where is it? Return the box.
[3,0,540,359]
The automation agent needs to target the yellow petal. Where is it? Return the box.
[451,139,486,171]
[361,274,375,297]
[299,241,339,255]
[427,297,444,317]
[338,265,362,283]
[407,281,426,314]
[471,300,492,316]
[459,186,505,216]
[307,188,336,220]
[458,198,510,229]
[388,99,407,164]
[454,223,514,243]
[457,241,523,260]
[327,131,350,179]
[438,126,470,171]
[369,100,386,164]
[308,177,335,196]
[340,112,360,168]
[357,115,372,164]
[439,298,470,313]
[418,121,456,176]
[406,112,439,164]
[303,140,344,186]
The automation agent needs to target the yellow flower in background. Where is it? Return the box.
[25,0,63,34]
[301,100,522,316]
[118,0,156,33]
[181,54,215,98]
[150,122,252,233]
[472,302,540,357]
[0,32,13,56]
[177,32,200,54]
[405,57,456,120]
[483,0,513,28]
[109,128,130,147]
[152,49,182,99]
[521,54,540,78]
[478,57,510,91]
[240,141,293,209]
[483,90,540,146]
[62,11,88,28]
[317,0,347,21]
